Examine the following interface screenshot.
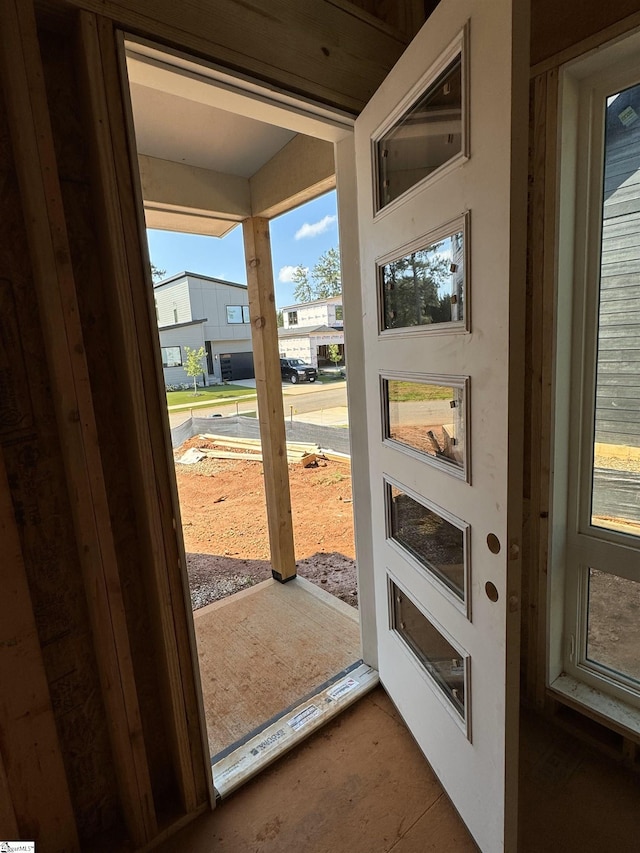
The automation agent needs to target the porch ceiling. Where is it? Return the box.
[126,43,343,237]
[129,84,295,178]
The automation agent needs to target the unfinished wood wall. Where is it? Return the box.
[0,1,422,849]
[51,0,413,113]
[1,0,640,848]
[0,4,213,849]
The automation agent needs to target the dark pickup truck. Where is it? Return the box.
[280,358,317,384]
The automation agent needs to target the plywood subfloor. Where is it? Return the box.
[519,707,640,852]
[155,681,640,852]
[155,687,477,853]
[194,576,361,757]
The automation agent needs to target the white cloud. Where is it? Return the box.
[278,265,305,283]
[295,214,337,240]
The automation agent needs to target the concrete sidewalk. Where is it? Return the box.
[288,406,349,427]
[232,377,347,397]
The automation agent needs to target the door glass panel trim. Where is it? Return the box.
[384,475,470,617]
[381,372,470,482]
[370,25,469,221]
[376,213,470,337]
[387,574,471,738]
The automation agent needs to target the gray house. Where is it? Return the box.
[154,272,255,385]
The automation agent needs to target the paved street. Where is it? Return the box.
[167,380,348,428]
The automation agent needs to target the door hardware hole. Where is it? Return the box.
[487,533,501,554]
[485,582,499,602]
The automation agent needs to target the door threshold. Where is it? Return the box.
[212,660,379,799]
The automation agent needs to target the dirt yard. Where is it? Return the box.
[174,436,357,610]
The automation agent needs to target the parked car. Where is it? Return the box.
[280,357,317,384]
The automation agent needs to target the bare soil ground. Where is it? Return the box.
[174,436,357,610]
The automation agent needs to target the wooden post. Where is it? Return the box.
[242,217,297,582]
[0,2,156,844]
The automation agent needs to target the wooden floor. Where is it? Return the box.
[518,707,640,852]
[177,581,640,852]
[194,576,361,757]
[156,688,640,852]
[156,687,478,853]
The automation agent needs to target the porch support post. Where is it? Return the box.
[242,217,297,582]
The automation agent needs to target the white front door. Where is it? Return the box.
[353,2,528,850]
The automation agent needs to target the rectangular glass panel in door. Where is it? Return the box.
[376,55,463,210]
[586,568,640,683]
[591,81,640,537]
[387,482,466,601]
[390,580,466,720]
[383,377,467,477]
[380,226,466,330]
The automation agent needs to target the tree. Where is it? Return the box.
[311,247,341,298]
[382,246,450,329]
[183,345,206,395]
[292,265,313,303]
[150,262,166,282]
[291,248,342,304]
[327,343,342,367]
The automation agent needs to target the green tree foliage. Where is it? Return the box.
[327,343,342,366]
[151,262,166,282]
[292,247,342,303]
[276,310,284,328]
[311,247,341,298]
[292,265,313,303]
[183,345,207,395]
[382,246,451,329]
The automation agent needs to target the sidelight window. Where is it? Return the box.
[552,43,640,727]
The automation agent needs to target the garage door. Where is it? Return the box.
[220,351,254,381]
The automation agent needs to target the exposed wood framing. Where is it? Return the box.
[523,69,559,709]
[327,0,422,40]
[0,452,79,848]
[0,1,156,844]
[75,11,211,817]
[59,0,410,113]
[537,70,560,709]
[0,751,18,841]
[327,0,426,40]
[242,217,297,582]
[531,2,640,74]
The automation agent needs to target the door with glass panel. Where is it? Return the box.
[354,2,528,850]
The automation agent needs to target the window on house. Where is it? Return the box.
[226,305,250,324]
[335,305,343,321]
[161,346,182,368]
[288,311,298,325]
[173,307,178,324]
[552,42,640,726]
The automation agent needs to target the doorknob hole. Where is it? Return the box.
[485,582,499,602]
[487,533,501,554]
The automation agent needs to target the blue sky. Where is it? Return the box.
[146,190,338,309]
